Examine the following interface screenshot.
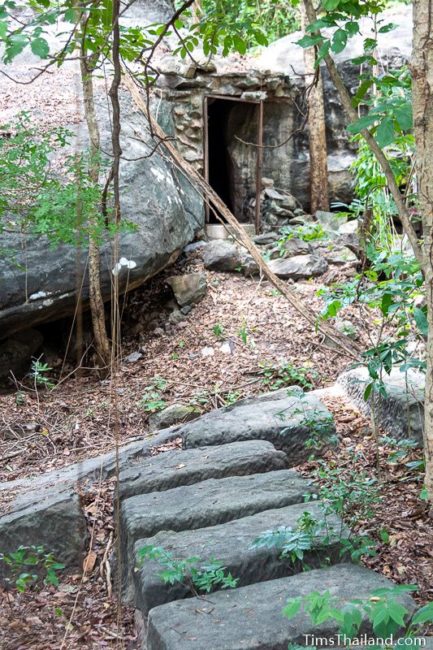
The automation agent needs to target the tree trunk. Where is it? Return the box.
[302,0,423,265]
[109,0,122,364]
[301,1,329,214]
[412,0,433,501]
[79,49,111,368]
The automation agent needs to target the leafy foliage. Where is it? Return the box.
[137,545,238,594]
[308,460,380,524]
[283,584,433,642]
[252,511,326,565]
[259,360,318,391]
[29,358,55,390]
[0,545,65,592]
[139,376,168,413]
[0,113,126,251]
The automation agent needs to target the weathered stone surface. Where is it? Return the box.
[179,391,335,463]
[148,404,201,431]
[146,564,415,650]
[134,500,348,613]
[165,273,207,307]
[269,238,311,259]
[0,329,43,382]
[0,489,87,580]
[0,0,204,341]
[241,254,260,277]
[338,367,424,443]
[120,470,312,568]
[268,254,328,279]
[0,426,181,497]
[203,240,242,272]
[315,210,347,233]
[119,440,287,500]
[254,232,279,245]
[323,245,358,266]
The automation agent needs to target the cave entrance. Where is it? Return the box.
[203,95,264,233]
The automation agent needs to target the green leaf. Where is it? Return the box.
[375,117,395,148]
[233,34,247,55]
[413,307,428,337]
[363,382,374,401]
[411,602,433,626]
[297,34,322,49]
[283,597,302,619]
[254,31,268,47]
[380,293,393,316]
[4,33,28,62]
[0,20,7,39]
[30,36,49,59]
[331,29,348,54]
[387,601,408,626]
[322,0,341,10]
[378,22,396,33]
[394,104,413,131]
[345,21,359,36]
[347,112,378,133]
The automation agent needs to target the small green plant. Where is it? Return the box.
[238,320,249,345]
[0,545,65,592]
[139,376,168,413]
[223,390,240,406]
[382,437,425,475]
[212,323,224,338]
[259,360,318,391]
[137,545,238,595]
[29,358,55,389]
[252,511,326,566]
[283,585,433,644]
[308,461,380,525]
[277,223,327,250]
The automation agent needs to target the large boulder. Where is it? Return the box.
[203,240,243,271]
[0,1,203,341]
[172,388,336,464]
[268,254,328,279]
[338,366,425,443]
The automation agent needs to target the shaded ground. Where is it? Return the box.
[0,251,360,484]
[1,254,431,647]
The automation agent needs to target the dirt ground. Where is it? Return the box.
[1,253,431,648]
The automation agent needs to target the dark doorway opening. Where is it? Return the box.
[207,98,235,214]
[204,96,263,231]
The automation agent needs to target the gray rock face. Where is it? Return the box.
[0,88,203,340]
[179,391,336,463]
[134,500,348,614]
[270,238,311,259]
[320,244,358,266]
[119,440,287,500]
[338,367,424,443]
[268,254,328,279]
[0,489,87,581]
[147,563,415,650]
[165,273,207,306]
[120,470,312,570]
[148,403,201,431]
[203,240,242,271]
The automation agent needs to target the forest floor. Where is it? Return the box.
[0,249,431,648]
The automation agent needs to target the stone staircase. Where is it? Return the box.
[118,391,415,649]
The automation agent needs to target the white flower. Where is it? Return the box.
[112,258,137,276]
